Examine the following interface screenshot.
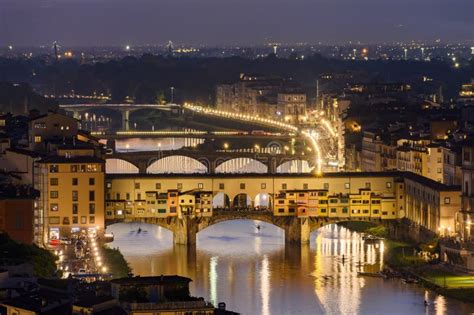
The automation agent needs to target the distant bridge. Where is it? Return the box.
[60,103,181,130]
[105,148,315,174]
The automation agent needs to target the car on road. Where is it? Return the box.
[49,238,60,246]
[78,268,87,275]
[60,237,72,245]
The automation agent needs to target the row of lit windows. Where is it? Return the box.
[112,181,394,191]
[50,190,95,202]
[49,216,94,225]
[50,177,95,186]
[49,164,100,173]
[50,203,95,214]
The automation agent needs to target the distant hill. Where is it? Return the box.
[0,81,58,115]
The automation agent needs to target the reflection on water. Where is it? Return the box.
[106,221,474,315]
[115,137,203,152]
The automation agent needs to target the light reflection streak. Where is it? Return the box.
[209,256,219,306]
[260,255,270,315]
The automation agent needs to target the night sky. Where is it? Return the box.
[1,0,473,46]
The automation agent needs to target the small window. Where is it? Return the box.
[72,178,78,186]
[331,208,337,213]
[72,216,78,224]
[261,183,266,189]
[89,191,95,201]
[49,165,58,173]
[72,204,78,214]
[50,203,59,211]
[72,191,78,201]
[106,182,112,189]
[198,183,204,189]
[50,178,58,186]
[444,197,451,205]
[34,135,42,143]
[282,183,287,190]
[156,183,161,190]
[126,193,130,200]
[89,203,95,214]
[50,191,58,199]
[323,183,329,190]
[135,183,140,189]
[365,182,371,189]
[71,165,78,172]
[89,216,95,224]
[240,183,246,189]
[219,183,225,190]
[303,183,308,190]
[81,216,87,224]
[177,183,183,190]
[344,183,350,189]
[89,178,95,185]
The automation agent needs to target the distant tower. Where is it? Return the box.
[421,47,425,60]
[316,80,320,109]
[167,41,174,56]
[404,48,408,60]
[273,44,278,55]
[53,41,59,62]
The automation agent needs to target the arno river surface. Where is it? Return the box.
[106,221,474,315]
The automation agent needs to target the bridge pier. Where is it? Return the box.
[284,217,310,244]
[173,216,198,246]
[267,158,277,174]
[122,110,130,131]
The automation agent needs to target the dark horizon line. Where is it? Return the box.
[1,40,474,49]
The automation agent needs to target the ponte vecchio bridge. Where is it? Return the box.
[104,172,460,247]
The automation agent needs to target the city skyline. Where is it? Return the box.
[1,0,473,47]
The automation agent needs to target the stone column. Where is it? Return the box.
[122,110,130,131]
[173,216,197,246]
[285,217,310,244]
[267,158,277,174]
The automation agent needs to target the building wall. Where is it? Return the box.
[0,199,34,244]
[38,162,105,240]
[28,113,78,151]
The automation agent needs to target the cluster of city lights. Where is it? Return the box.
[184,103,323,174]
[183,103,299,132]
[320,118,337,138]
[90,234,108,274]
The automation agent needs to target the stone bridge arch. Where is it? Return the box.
[276,158,314,173]
[215,157,267,174]
[105,158,139,174]
[147,155,208,174]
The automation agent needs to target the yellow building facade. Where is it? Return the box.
[104,172,459,234]
[38,155,105,242]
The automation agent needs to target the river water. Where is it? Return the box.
[106,221,474,315]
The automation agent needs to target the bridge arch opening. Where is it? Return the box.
[106,158,139,174]
[216,158,267,174]
[254,193,271,210]
[212,192,231,209]
[277,160,312,173]
[232,193,252,209]
[147,156,207,174]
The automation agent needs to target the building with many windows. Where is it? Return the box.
[37,150,105,242]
